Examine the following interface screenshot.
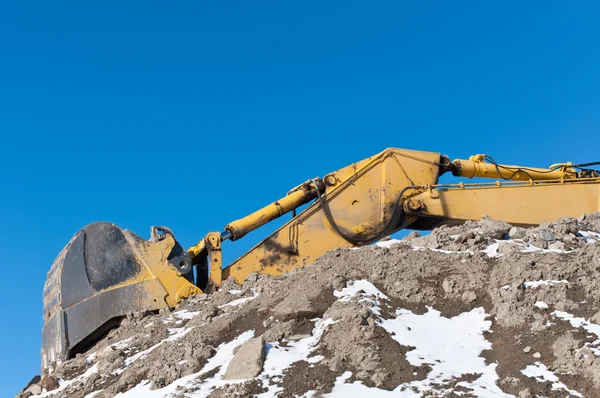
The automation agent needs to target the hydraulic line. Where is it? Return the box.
[312,179,419,245]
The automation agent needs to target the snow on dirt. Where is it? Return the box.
[330,281,509,396]
[523,280,569,288]
[380,307,508,396]
[115,330,256,397]
[522,362,583,397]
[17,213,600,398]
[218,288,259,308]
[553,310,600,356]
[256,317,336,397]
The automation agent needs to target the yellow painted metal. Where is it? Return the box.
[120,231,202,306]
[188,237,207,262]
[225,181,324,241]
[221,148,442,284]
[185,148,599,289]
[404,178,600,227]
[205,232,223,291]
[455,154,578,181]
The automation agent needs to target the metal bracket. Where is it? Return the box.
[428,185,439,198]
[205,232,223,293]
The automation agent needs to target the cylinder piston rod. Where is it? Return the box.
[220,230,232,242]
[225,179,326,241]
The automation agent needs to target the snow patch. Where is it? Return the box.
[117,316,336,397]
[172,309,200,320]
[579,230,600,243]
[523,280,569,288]
[327,371,419,397]
[376,239,475,254]
[307,355,324,364]
[411,246,474,255]
[375,239,404,248]
[165,327,193,341]
[483,239,573,257]
[334,280,388,301]
[483,241,502,257]
[116,331,255,397]
[553,310,600,355]
[334,280,509,396]
[112,336,135,350]
[124,327,192,366]
[522,362,583,397]
[83,390,103,398]
[219,288,259,308]
[256,317,336,397]
[334,280,388,316]
[534,301,549,309]
[379,307,509,396]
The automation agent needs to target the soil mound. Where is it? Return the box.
[19,214,600,397]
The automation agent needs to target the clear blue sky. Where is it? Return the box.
[1,1,599,396]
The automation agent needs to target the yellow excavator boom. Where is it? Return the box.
[191,149,599,288]
[41,148,600,371]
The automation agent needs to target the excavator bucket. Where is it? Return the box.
[41,222,202,371]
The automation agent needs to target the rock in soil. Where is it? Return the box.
[223,337,265,380]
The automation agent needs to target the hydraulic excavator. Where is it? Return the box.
[41,148,600,371]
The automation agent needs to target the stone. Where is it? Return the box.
[19,375,41,397]
[518,389,532,398]
[509,227,525,239]
[457,231,475,243]
[272,294,316,321]
[548,241,566,251]
[41,375,59,391]
[288,334,311,341]
[523,346,531,353]
[473,234,485,244]
[532,352,541,359]
[478,217,512,239]
[539,230,556,242]
[202,306,218,321]
[461,291,477,303]
[424,235,441,249]
[159,307,172,316]
[564,233,577,243]
[530,237,548,249]
[223,337,265,380]
[27,384,42,395]
[498,242,521,256]
[442,279,454,294]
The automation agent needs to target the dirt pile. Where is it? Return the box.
[18,214,600,398]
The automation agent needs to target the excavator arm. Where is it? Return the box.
[41,148,600,371]
[190,149,599,288]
